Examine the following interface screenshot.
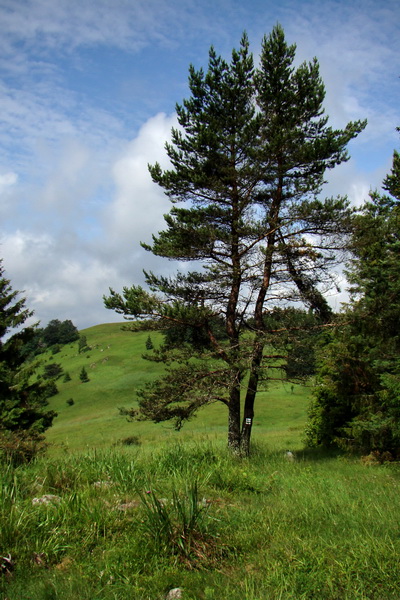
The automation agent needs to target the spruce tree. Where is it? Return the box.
[0,260,56,462]
[105,26,366,454]
[306,137,400,456]
[79,366,89,383]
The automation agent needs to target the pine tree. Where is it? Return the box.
[78,335,89,354]
[105,26,365,454]
[0,260,56,463]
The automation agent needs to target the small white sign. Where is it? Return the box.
[245,418,252,425]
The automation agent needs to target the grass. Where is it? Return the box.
[2,325,400,598]
[42,323,311,453]
[1,443,400,599]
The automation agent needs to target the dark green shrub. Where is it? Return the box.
[0,430,47,465]
[79,367,89,383]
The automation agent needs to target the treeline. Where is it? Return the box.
[23,318,80,357]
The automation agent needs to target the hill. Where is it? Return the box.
[43,323,311,453]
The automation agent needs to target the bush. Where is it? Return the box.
[44,380,58,398]
[0,430,47,465]
[119,435,141,446]
[43,363,63,380]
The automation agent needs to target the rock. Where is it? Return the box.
[166,588,183,599]
[93,480,113,488]
[1,554,14,575]
[115,501,140,511]
[32,494,61,505]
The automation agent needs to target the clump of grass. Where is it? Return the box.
[138,480,217,566]
[117,435,141,446]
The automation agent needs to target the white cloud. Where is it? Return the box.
[0,113,179,330]
[0,229,121,329]
[0,171,18,218]
[0,172,18,188]
[284,1,399,147]
[105,112,178,247]
[0,0,215,55]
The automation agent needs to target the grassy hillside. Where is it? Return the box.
[44,323,311,453]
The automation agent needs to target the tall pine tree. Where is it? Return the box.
[105,26,365,454]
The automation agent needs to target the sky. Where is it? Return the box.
[0,0,399,331]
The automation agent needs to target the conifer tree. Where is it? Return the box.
[79,366,90,383]
[0,260,56,462]
[305,136,400,456]
[105,26,366,454]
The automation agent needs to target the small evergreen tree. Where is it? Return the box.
[79,366,90,383]
[78,335,89,354]
[145,335,154,350]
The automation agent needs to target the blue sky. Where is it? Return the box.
[0,0,399,329]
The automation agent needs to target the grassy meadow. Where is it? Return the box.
[44,323,309,453]
[1,324,400,599]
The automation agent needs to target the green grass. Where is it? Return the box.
[2,324,400,599]
[43,323,310,453]
[2,443,400,599]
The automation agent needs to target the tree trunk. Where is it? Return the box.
[227,379,242,453]
[241,336,265,455]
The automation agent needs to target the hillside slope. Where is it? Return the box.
[44,323,311,453]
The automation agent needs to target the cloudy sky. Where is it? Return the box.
[1,0,399,330]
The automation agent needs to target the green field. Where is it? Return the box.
[45,323,310,453]
[2,324,400,600]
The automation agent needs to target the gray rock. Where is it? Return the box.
[32,494,61,505]
[166,588,183,599]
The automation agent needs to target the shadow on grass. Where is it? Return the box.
[293,446,345,462]
[249,441,345,463]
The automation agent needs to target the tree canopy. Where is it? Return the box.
[105,25,366,454]
[42,319,79,347]
[305,135,400,457]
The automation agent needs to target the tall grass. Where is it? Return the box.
[1,442,400,599]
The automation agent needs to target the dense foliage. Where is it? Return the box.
[305,140,400,457]
[105,25,365,454]
[0,260,56,463]
[42,319,79,347]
